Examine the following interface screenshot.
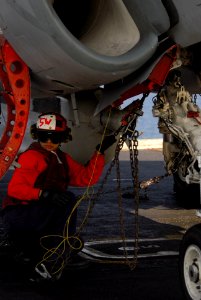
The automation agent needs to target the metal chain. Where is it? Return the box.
[193,94,197,104]
[76,134,140,269]
[114,131,140,270]
[128,131,140,270]
[76,138,123,236]
[76,95,149,267]
[115,136,133,267]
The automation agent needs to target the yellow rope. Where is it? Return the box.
[37,107,113,275]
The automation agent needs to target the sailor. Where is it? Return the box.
[1,112,116,281]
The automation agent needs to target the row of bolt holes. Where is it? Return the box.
[10,60,26,90]
[6,60,27,139]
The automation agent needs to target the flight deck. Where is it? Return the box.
[0,149,199,299]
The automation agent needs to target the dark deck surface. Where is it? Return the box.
[0,149,199,299]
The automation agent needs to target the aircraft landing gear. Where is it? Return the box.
[179,224,201,300]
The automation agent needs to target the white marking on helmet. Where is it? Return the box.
[37,114,56,130]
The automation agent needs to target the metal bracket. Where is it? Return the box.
[0,39,30,179]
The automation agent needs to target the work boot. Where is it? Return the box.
[29,262,62,283]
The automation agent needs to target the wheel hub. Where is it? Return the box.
[184,245,201,299]
[189,262,199,283]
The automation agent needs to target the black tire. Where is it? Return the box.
[173,172,200,208]
[179,224,201,300]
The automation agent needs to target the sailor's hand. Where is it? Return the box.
[96,135,117,154]
[40,190,76,208]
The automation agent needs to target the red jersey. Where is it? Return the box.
[3,142,105,207]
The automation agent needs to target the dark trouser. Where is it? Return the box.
[1,192,77,263]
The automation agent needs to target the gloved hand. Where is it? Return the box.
[96,135,117,154]
[40,190,76,208]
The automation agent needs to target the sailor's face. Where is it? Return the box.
[40,139,60,151]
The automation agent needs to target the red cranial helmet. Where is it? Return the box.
[30,112,72,142]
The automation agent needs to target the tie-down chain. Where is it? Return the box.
[78,94,169,269]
